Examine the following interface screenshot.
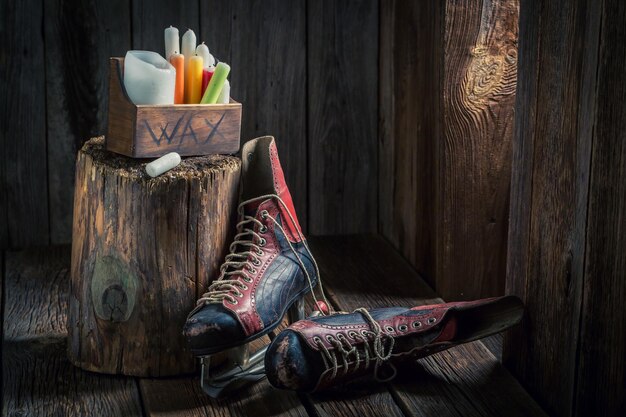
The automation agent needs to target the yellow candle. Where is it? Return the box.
[186,55,203,104]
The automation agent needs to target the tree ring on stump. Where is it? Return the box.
[91,255,138,322]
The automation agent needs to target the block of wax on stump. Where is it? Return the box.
[68,137,241,377]
[145,152,181,177]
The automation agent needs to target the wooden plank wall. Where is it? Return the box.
[504,0,626,416]
[1,0,517,306]
[379,0,519,300]
[0,0,379,249]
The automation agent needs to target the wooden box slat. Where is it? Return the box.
[106,57,242,158]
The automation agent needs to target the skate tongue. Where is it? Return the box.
[242,197,273,218]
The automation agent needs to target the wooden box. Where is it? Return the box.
[106,57,242,158]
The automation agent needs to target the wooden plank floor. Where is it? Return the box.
[1,236,546,417]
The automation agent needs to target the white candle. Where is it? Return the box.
[181,29,196,70]
[164,26,179,61]
[145,152,181,177]
[217,79,230,104]
[124,51,176,105]
[196,42,215,68]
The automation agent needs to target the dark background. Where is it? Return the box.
[1,1,625,416]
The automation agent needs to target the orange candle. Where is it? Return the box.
[186,55,203,104]
[169,52,184,104]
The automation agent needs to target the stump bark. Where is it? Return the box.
[68,136,241,376]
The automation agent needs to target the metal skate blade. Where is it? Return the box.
[200,345,268,398]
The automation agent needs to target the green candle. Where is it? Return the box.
[201,62,230,104]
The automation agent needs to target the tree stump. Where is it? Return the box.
[68,136,241,377]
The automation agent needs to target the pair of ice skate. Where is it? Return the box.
[183,136,523,397]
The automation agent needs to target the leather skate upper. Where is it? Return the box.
[265,296,524,392]
[221,199,316,337]
[184,136,316,352]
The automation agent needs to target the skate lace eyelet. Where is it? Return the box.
[412,321,422,328]
[228,299,238,305]
[427,318,436,324]
[259,225,268,233]
[348,331,358,339]
[325,335,335,343]
[259,238,266,247]
[313,336,322,344]
[244,276,253,282]
[261,210,269,219]
[247,266,256,273]
[256,249,264,256]
[385,326,395,333]
[240,285,248,291]
[398,325,408,332]
[253,258,261,266]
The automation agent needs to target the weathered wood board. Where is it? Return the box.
[2,247,143,416]
[44,0,131,244]
[200,0,309,231]
[379,0,519,300]
[0,0,49,248]
[505,1,626,416]
[308,0,379,235]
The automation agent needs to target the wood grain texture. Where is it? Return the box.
[2,246,142,416]
[309,236,546,417]
[574,3,626,415]
[503,0,602,415]
[44,0,131,244]
[379,0,518,300]
[106,58,242,158]
[69,137,241,376]
[200,0,308,230]
[379,0,439,286]
[140,376,307,417]
[481,334,502,361]
[0,0,49,248]
[436,0,518,300]
[308,0,378,235]
[132,0,199,53]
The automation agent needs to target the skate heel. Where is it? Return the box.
[287,297,305,323]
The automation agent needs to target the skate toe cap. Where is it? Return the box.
[265,330,320,392]
[183,304,245,352]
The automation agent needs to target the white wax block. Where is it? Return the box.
[146,152,182,177]
[124,51,175,105]
[164,26,179,60]
[196,42,215,68]
[218,79,230,104]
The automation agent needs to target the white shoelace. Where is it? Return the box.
[196,194,332,315]
[313,308,397,381]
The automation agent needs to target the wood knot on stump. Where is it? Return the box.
[68,136,241,377]
[91,255,137,323]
